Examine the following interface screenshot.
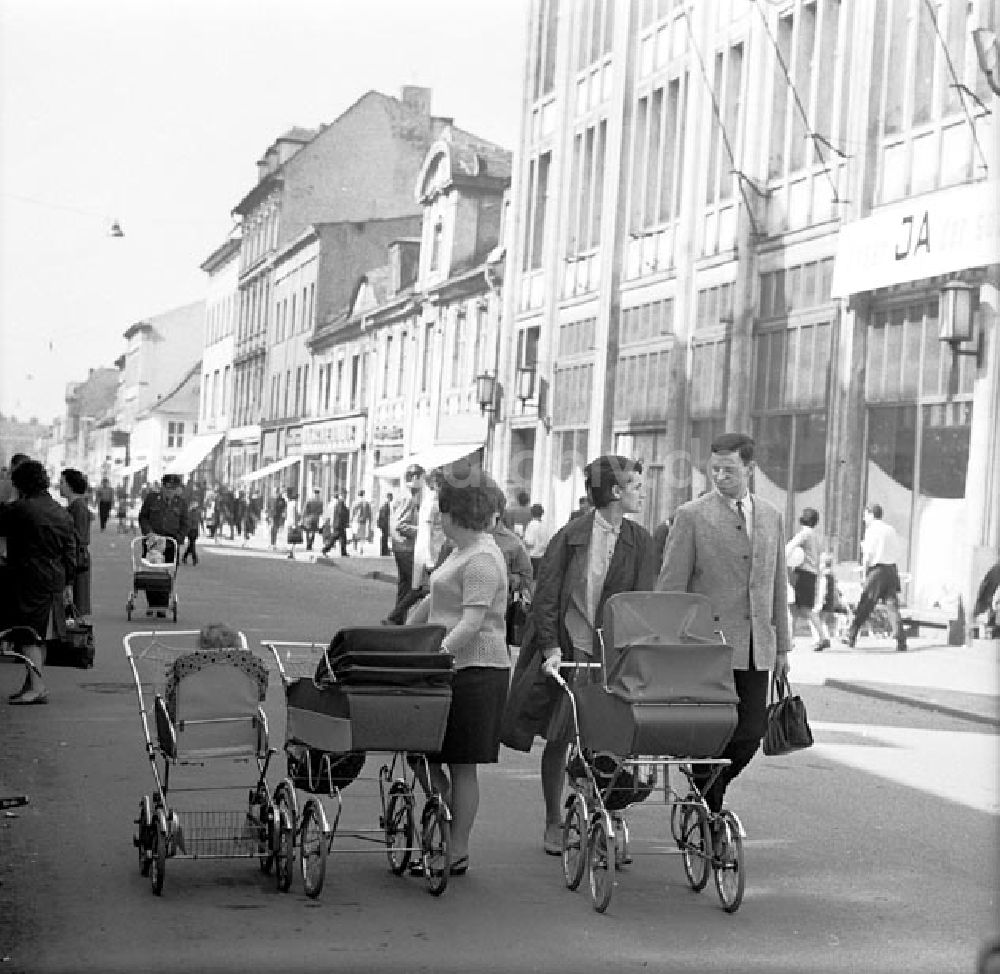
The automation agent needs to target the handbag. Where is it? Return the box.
[505,590,530,647]
[46,605,95,669]
[762,675,813,756]
[287,524,304,545]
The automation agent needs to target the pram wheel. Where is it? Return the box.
[561,793,588,891]
[274,787,296,893]
[420,798,451,897]
[151,819,168,895]
[587,811,615,913]
[679,803,711,892]
[299,799,328,899]
[135,797,153,876]
[712,811,745,913]
[384,782,416,876]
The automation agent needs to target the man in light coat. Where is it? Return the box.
[657,432,791,831]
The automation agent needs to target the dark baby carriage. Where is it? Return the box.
[127,534,179,621]
[264,624,456,898]
[552,591,747,913]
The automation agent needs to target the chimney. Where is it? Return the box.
[401,86,432,116]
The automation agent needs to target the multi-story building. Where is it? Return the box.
[230,87,461,492]
[304,129,511,510]
[502,0,998,613]
[116,300,205,488]
[60,367,119,485]
[194,235,241,485]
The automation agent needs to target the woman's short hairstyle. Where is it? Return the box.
[62,468,89,495]
[10,460,50,497]
[799,507,820,528]
[438,477,497,531]
[584,455,643,510]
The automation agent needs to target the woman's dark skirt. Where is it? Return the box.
[792,569,818,609]
[431,666,510,765]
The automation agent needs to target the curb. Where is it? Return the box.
[825,678,1000,728]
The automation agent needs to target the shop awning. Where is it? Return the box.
[240,455,302,483]
[162,431,224,476]
[374,442,483,480]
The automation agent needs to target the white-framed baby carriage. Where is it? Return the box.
[551,591,747,914]
[123,629,289,896]
[127,534,180,622]
[263,624,456,898]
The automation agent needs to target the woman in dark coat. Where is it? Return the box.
[500,455,658,854]
[60,468,92,617]
[0,460,77,704]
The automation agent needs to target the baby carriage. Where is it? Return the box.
[264,625,455,898]
[551,591,746,913]
[123,630,284,896]
[127,534,180,622]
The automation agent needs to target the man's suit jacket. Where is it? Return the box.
[657,490,791,671]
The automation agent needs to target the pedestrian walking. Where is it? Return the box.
[350,490,373,554]
[522,503,551,577]
[818,552,849,643]
[95,478,115,531]
[60,468,92,618]
[0,460,78,704]
[377,492,393,556]
[502,490,532,537]
[786,507,831,651]
[138,473,188,567]
[848,503,907,651]
[321,491,350,557]
[268,490,287,549]
[385,466,424,624]
[181,495,201,566]
[501,454,657,855]
[302,489,324,551]
[656,432,791,848]
[405,470,511,874]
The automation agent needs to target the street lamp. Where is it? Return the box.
[475,372,497,415]
[938,281,980,362]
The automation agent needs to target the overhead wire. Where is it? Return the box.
[750,0,848,205]
[680,6,763,239]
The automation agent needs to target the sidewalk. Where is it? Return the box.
[202,528,1000,726]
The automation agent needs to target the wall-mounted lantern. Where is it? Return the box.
[475,372,497,415]
[938,281,978,361]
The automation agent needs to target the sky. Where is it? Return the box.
[0,0,528,423]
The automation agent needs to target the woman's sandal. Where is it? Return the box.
[449,856,470,876]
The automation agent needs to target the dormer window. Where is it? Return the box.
[430,219,443,272]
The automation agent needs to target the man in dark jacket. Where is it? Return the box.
[138,473,188,560]
[377,493,393,556]
[302,489,324,551]
[501,455,658,854]
[268,490,287,548]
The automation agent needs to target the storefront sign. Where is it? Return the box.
[301,417,365,451]
[831,181,1000,298]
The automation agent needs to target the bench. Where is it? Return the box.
[899,607,964,645]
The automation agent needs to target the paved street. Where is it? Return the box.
[1,529,997,974]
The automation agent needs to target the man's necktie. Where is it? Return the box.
[735,499,747,529]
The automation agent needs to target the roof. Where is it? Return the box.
[148,361,201,413]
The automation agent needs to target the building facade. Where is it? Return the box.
[501,0,998,612]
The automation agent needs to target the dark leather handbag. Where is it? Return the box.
[286,524,304,545]
[762,675,813,756]
[46,606,95,669]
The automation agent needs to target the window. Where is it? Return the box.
[450,313,467,389]
[567,119,607,255]
[211,369,220,417]
[768,0,850,182]
[621,299,673,344]
[532,0,560,101]
[557,317,594,356]
[517,325,541,369]
[877,0,988,200]
[421,321,434,393]
[336,360,345,409]
[430,220,443,272]
[705,43,745,205]
[629,73,687,231]
[167,421,185,449]
[471,304,487,378]
[290,294,297,338]
[301,364,309,417]
[308,283,315,333]
[350,355,360,410]
[383,336,393,399]
[522,152,551,271]
[294,367,302,416]
[576,0,614,70]
[284,369,291,417]
[223,366,230,416]
[397,332,407,396]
